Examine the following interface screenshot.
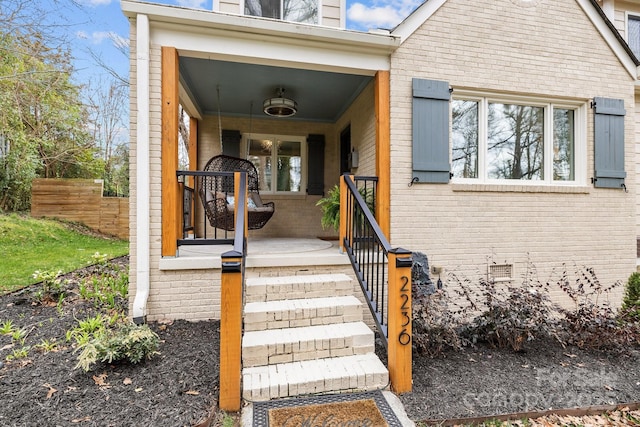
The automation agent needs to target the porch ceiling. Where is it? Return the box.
[179,57,373,122]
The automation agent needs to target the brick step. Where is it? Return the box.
[244,295,363,332]
[242,321,374,367]
[244,273,353,303]
[242,353,388,401]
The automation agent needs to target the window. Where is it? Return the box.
[451,95,584,184]
[628,15,640,59]
[245,0,318,23]
[246,134,306,193]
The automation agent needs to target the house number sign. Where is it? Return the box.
[398,275,411,346]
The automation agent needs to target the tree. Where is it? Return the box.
[0,0,102,211]
[487,103,544,180]
[86,80,129,196]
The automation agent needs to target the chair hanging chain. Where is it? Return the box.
[247,101,253,159]
[217,85,223,153]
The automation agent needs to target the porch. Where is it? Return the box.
[159,237,349,270]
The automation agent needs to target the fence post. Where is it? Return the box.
[387,248,413,393]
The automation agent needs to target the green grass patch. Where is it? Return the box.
[0,213,129,294]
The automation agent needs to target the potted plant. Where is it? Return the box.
[316,184,375,232]
[316,185,341,231]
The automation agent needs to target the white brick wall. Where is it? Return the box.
[389,0,636,308]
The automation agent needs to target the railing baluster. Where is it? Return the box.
[340,174,412,394]
[176,170,235,247]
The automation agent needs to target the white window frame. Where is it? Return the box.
[451,91,586,186]
[241,0,320,24]
[243,133,307,195]
[626,12,640,59]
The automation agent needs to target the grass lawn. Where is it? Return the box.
[0,213,129,294]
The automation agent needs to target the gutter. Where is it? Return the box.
[132,13,150,325]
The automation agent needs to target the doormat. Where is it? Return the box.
[252,390,403,427]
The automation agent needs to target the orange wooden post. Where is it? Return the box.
[339,175,352,253]
[219,254,243,411]
[375,70,391,240]
[387,248,413,393]
[161,46,180,256]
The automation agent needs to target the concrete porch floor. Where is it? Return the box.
[159,238,350,270]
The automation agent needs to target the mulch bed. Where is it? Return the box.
[0,257,219,427]
[2,257,640,426]
[398,338,640,423]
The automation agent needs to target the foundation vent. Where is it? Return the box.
[488,263,513,283]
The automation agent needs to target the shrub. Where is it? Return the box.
[32,269,64,303]
[468,285,554,352]
[555,265,633,350]
[412,287,465,356]
[621,272,640,321]
[75,323,159,372]
[454,262,555,352]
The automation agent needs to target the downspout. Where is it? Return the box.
[133,13,150,325]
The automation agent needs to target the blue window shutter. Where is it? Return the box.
[593,97,626,189]
[307,134,325,195]
[412,78,451,184]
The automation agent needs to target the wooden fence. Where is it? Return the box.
[31,179,129,240]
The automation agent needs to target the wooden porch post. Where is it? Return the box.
[219,171,247,412]
[339,174,352,253]
[375,70,391,240]
[161,46,181,257]
[387,248,412,393]
[219,254,243,411]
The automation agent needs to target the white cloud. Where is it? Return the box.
[77,31,129,49]
[347,0,421,31]
[79,0,113,6]
[176,0,207,8]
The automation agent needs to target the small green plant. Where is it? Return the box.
[78,272,128,310]
[0,320,15,335]
[221,413,235,427]
[77,314,106,335]
[56,293,66,316]
[75,323,160,372]
[91,252,110,265]
[35,339,58,353]
[6,346,30,361]
[621,272,640,321]
[67,314,107,346]
[11,328,26,343]
[32,269,64,303]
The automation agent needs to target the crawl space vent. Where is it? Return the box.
[488,263,513,282]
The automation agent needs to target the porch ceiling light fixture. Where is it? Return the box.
[263,87,297,118]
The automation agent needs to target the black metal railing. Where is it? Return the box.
[342,174,392,348]
[176,170,236,245]
[221,171,248,274]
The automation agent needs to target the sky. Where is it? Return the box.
[59,0,422,88]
